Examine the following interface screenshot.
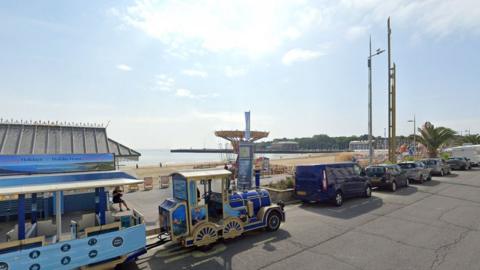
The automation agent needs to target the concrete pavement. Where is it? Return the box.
[125,168,480,270]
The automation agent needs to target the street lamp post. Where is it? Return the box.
[368,36,385,165]
[408,115,416,156]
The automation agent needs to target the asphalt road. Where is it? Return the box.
[126,168,480,270]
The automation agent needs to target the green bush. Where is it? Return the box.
[440,152,450,160]
[265,177,294,190]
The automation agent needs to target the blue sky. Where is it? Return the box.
[1,0,479,149]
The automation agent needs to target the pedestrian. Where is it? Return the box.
[112,186,130,211]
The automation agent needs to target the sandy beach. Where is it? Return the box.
[122,152,349,180]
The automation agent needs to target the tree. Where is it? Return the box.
[463,134,480,145]
[415,122,456,157]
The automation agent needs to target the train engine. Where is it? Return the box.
[159,168,285,247]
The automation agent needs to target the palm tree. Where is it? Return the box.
[415,122,456,157]
[463,134,480,145]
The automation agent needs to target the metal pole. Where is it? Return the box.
[387,17,392,162]
[368,36,373,165]
[18,194,26,240]
[413,115,416,155]
[56,191,62,241]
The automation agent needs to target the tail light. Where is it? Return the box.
[322,170,328,191]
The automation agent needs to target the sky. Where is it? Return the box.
[1,0,479,149]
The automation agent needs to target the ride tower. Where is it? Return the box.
[215,112,269,190]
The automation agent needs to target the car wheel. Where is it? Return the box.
[390,181,397,192]
[333,191,343,207]
[365,185,372,197]
[266,211,282,231]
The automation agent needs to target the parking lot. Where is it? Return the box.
[128,168,480,270]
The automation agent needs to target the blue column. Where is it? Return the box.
[31,193,37,224]
[255,170,261,189]
[94,188,100,215]
[18,194,26,240]
[98,188,106,225]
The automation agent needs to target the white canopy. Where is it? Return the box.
[0,178,143,196]
[171,168,231,180]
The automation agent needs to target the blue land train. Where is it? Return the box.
[159,168,285,247]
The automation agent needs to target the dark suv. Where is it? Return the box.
[447,157,472,170]
[295,162,372,207]
[365,164,409,192]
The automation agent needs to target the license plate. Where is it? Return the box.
[296,191,306,196]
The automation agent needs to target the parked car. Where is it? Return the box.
[446,157,472,170]
[365,164,409,191]
[295,162,372,207]
[447,145,480,167]
[398,161,432,183]
[421,158,451,176]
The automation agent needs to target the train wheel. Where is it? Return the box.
[193,223,218,247]
[223,217,244,240]
[266,211,281,231]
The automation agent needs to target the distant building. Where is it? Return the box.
[349,140,376,151]
[269,141,299,151]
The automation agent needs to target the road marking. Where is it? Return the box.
[155,247,190,258]
[191,257,217,267]
[253,237,277,246]
[164,252,192,264]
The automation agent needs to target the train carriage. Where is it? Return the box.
[0,171,146,270]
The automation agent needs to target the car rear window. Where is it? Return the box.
[398,163,415,169]
[366,167,385,176]
[422,160,437,165]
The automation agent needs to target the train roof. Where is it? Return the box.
[171,168,231,180]
[0,171,143,195]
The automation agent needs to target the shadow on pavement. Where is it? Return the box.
[374,185,418,196]
[443,173,459,178]
[299,196,383,220]
[420,179,441,187]
[120,228,292,270]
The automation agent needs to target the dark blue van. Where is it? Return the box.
[295,162,372,206]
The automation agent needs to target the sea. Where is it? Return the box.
[125,149,308,166]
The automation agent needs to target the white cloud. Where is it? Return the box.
[114,0,324,56]
[345,25,369,41]
[224,66,247,78]
[175,88,195,98]
[175,88,218,99]
[116,64,132,71]
[154,74,175,91]
[339,0,480,39]
[282,49,325,65]
[182,69,208,78]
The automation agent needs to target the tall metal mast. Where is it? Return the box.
[387,17,397,163]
